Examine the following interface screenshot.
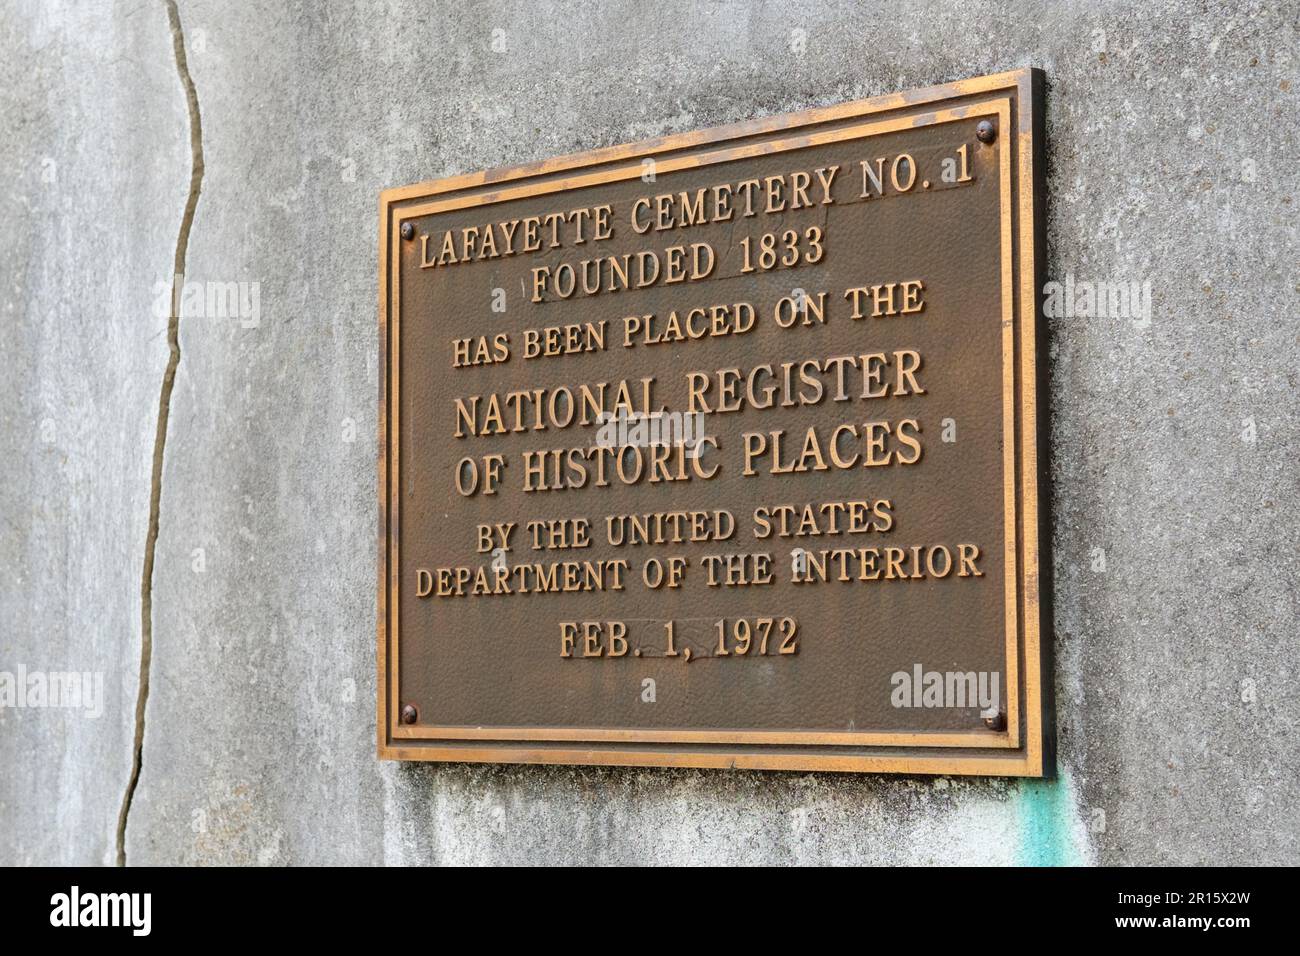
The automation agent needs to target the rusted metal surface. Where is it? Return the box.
[378,69,1048,775]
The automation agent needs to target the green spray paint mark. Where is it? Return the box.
[1015,775,1086,867]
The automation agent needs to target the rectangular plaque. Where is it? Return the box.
[378,69,1048,775]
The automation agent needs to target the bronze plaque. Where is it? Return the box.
[378,69,1048,775]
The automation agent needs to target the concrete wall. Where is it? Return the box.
[2,0,1296,865]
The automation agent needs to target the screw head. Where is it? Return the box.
[400,704,418,725]
[400,222,415,241]
[981,709,1005,731]
[976,120,996,144]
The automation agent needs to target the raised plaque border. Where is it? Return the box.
[379,68,1049,776]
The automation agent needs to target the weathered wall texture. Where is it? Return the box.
[2,0,1296,865]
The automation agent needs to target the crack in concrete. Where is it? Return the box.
[115,0,205,867]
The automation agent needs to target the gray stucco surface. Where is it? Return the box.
[1,0,1296,865]
[0,3,187,865]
